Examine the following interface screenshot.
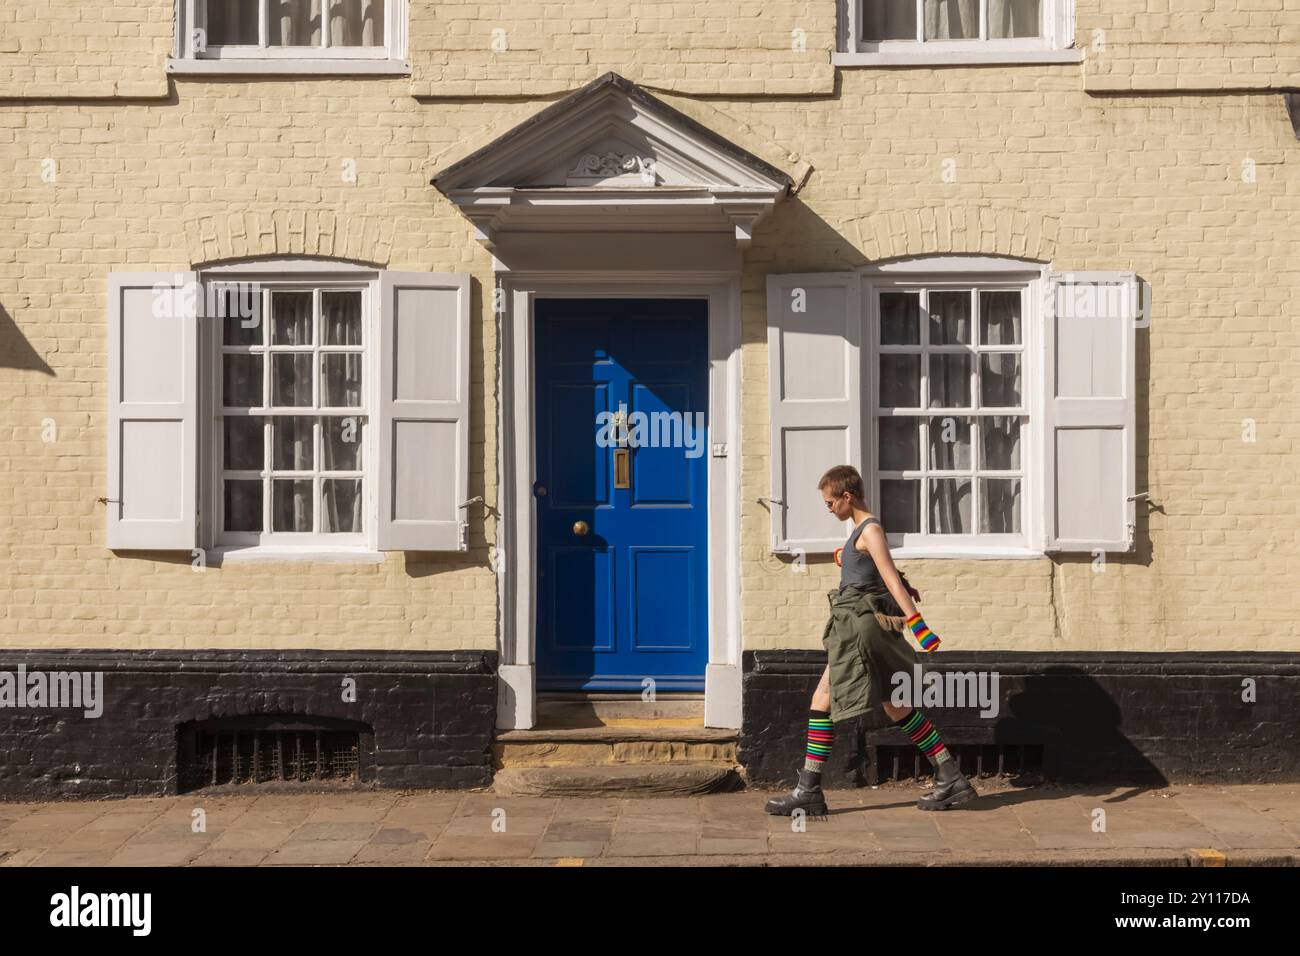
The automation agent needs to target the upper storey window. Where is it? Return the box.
[171,0,409,74]
[838,0,1078,65]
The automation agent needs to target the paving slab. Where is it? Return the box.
[0,782,1294,866]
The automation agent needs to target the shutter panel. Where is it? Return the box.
[765,273,861,554]
[106,272,198,550]
[1043,271,1140,552]
[376,271,471,551]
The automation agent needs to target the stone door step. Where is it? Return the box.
[491,764,744,797]
[536,694,705,728]
[496,725,734,744]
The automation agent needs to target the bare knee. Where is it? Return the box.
[881,702,912,721]
[811,666,832,712]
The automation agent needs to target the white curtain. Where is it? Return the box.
[924,0,978,39]
[274,480,313,532]
[330,0,385,46]
[323,292,362,345]
[980,290,1021,345]
[982,416,1021,470]
[980,478,1021,532]
[322,355,362,407]
[929,354,971,408]
[930,478,971,533]
[323,479,363,533]
[989,0,1040,39]
[864,0,1041,43]
[928,417,971,470]
[928,290,971,344]
[270,0,323,46]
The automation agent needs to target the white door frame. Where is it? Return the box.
[494,270,743,730]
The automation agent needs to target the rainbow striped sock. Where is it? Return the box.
[906,613,941,652]
[803,710,834,773]
[896,709,953,765]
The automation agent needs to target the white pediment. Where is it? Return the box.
[432,73,792,249]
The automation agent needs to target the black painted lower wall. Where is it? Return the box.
[0,650,496,799]
[6,647,1297,798]
[741,650,1300,788]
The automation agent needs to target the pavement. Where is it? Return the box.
[1,777,1298,866]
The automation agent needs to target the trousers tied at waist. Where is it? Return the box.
[826,584,910,635]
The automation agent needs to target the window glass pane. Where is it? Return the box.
[206,0,260,45]
[269,0,323,46]
[989,0,1041,38]
[927,290,972,345]
[322,291,363,345]
[878,417,919,471]
[928,354,971,407]
[880,354,921,408]
[322,417,363,470]
[925,0,979,39]
[322,479,363,532]
[880,479,920,533]
[224,479,263,532]
[928,416,972,470]
[272,354,314,407]
[979,290,1021,344]
[272,479,314,532]
[273,416,315,471]
[220,286,263,346]
[981,415,1021,469]
[862,0,918,41]
[979,478,1022,532]
[980,353,1022,407]
[929,478,972,533]
[879,291,921,344]
[271,291,313,345]
[224,418,264,471]
[328,0,385,47]
[223,354,263,407]
[322,354,363,407]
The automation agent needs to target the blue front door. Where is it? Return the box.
[534,298,710,691]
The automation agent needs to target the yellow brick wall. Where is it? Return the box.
[0,83,503,650]
[0,0,171,98]
[731,74,1300,652]
[4,1,1293,100]
[1079,0,1300,92]
[0,15,1297,654]
[408,0,837,96]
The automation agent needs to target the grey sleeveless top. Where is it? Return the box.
[840,517,886,592]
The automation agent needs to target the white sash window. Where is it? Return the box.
[171,0,409,73]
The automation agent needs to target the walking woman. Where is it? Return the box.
[764,464,977,815]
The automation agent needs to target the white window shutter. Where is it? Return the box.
[765,273,861,554]
[106,272,198,550]
[1043,271,1140,552]
[376,271,471,551]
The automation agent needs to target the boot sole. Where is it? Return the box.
[916,785,977,811]
[764,802,829,817]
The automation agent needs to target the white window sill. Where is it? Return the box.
[888,546,1045,560]
[167,57,411,76]
[212,547,385,564]
[833,50,1083,67]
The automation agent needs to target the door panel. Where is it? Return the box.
[535,298,709,691]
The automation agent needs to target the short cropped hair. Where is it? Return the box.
[818,464,864,500]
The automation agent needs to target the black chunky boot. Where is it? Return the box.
[916,756,976,811]
[764,768,829,817]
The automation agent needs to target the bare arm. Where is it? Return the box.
[858,522,919,619]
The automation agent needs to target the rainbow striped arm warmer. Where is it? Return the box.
[905,613,940,652]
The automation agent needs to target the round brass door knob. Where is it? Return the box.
[572,521,590,536]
